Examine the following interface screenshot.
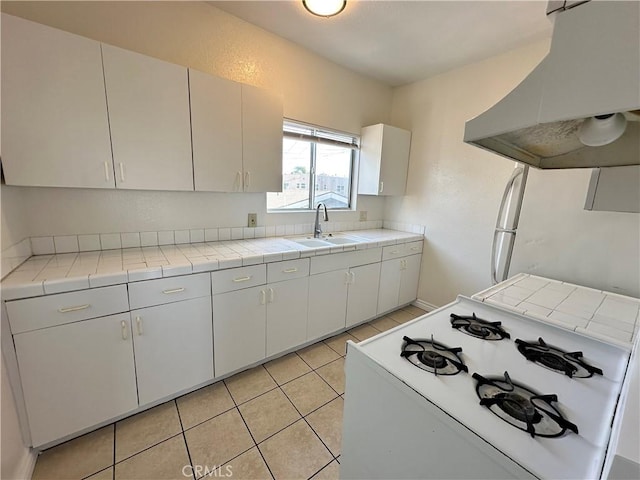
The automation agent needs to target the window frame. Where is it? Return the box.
[267,119,359,213]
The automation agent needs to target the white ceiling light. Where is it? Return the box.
[302,0,346,18]
[578,113,627,147]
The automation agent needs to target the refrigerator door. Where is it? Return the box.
[491,165,528,284]
[509,167,640,298]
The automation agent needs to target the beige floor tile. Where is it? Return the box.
[115,401,181,462]
[347,323,380,341]
[31,425,114,480]
[185,409,254,469]
[306,397,344,456]
[316,358,345,395]
[177,381,234,429]
[311,460,340,480]
[387,308,417,324]
[114,435,190,480]
[281,372,337,416]
[221,447,272,480]
[264,353,311,385]
[297,343,340,369]
[403,305,427,317]
[85,467,113,480]
[323,332,358,356]
[225,366,277,405]
[238,388,301,443]
[258,420,332,480]
[368,315,400,332]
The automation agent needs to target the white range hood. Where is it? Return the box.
[464,0,640,169]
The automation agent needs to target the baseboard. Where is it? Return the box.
[11,448,37,480]
[413,298,438,312]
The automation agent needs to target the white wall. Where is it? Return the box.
[387,40,552,307]
[0,1,391,241]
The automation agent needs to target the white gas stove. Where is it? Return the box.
[341,296,632,480]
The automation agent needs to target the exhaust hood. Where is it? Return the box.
[464,0,640,169]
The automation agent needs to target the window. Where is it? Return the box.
[267,120,358,211]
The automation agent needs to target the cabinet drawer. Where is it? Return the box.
[128,273,210,310]
[382,241,424,261]
[267,259,310,283]
[211,264,266,294]
[6,285,129,334]
[310,248,382,275]
[405,241,424,256]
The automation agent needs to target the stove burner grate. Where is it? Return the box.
[400,336,468,376]
[515,338,604,378]
[473,371,579,438]
[450,313,510,341]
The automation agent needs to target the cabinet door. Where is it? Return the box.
[13,313,137,447]
[307,270,348,341]
[398,254,422,306]
[346,263,381,328]
[213,286,266,377]
[131,297,213,406]
[266,278,309,357]
[1,14,114,188]
[102,44,193,191]
[190,69,243,192]
[379,125,412,196]
[241,84,283,193]
[377,259,402,315]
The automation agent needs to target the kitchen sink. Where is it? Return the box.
[289,234,365,248]
[322,236,363,245]
[290,238,332,248]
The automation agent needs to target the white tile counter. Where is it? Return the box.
[1,229,424,300]
[473,273,640,346]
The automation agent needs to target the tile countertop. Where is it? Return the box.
[0,229,424,301]
[473,273,640,347]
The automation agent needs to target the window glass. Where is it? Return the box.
[267,120,357,211]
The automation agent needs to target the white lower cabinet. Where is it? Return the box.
[378,253,423,315]
[308,270,350,340]
[13,313,138,447]
[131,296,213,406]
[266,278,309,357]
[346,263,382,328]
[213,285,267,377]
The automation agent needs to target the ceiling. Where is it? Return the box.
[208,1,553,87]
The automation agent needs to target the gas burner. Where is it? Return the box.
[472,371,579,438]
[400,336,468,375]
[515,338,604,378]
[450,313,510,340]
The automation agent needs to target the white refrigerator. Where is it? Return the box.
[492,164,640,298]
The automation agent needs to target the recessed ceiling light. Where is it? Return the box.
[302,0,347,18]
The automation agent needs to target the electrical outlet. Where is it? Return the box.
[248,213,257,227]
[359,211,367,222]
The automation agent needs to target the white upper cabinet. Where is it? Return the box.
[1,14,114,188]
[358,124,412,196]
[241,84,283,193]
[102,45,193,191]
[190,69,243,192]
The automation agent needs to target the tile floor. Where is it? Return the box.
[31,305,426,480]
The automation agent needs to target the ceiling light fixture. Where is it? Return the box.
[302,0,347,17]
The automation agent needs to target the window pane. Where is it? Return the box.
[313,144,351,209]
[266,138,311,210]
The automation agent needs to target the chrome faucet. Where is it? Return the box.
[314,203,329,238]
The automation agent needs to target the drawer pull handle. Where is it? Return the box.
[119,162,125,182]
[245,171,251,189]
[283,268,298,273]
[269,287,274,303]
[411,247,420,251]
[233,276,252,283]
[104,161,111,181]
[121,320,128,340]
[58,304,90,313]
[162,287,185,294]
[350,271,356,284]
[236,171,242,191]
[389,250,399,255]
[260,289,266,305]
[136,316,143,335]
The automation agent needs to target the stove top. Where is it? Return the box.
[354,296,631,480]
